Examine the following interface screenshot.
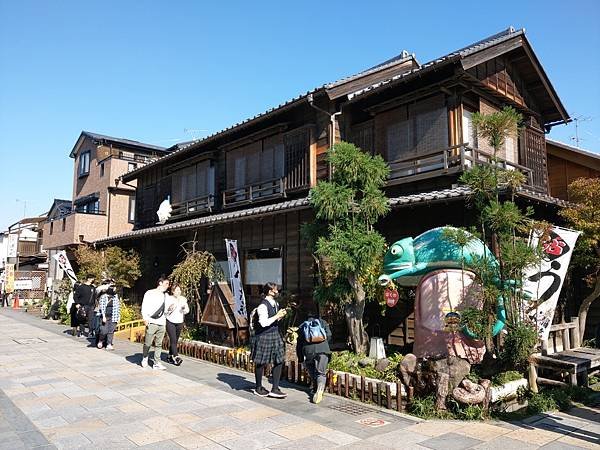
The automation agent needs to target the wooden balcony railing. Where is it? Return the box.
[388,144,538,190]
[222,178,286,208]
[171,195,214,219]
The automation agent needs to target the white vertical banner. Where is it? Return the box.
[225,239,247,318]
[52,250,78,286]
[523,226,580,341]
[7,233,18,258]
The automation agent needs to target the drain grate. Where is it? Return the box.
[328,401,379,416]
[13,338,47,345]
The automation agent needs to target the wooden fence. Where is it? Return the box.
[131,334,407,412]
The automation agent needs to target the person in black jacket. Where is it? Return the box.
[73,276,96,337]
[296,310,332,404]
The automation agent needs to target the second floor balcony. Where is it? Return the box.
[387,144,546,193]
[222,177,288,208]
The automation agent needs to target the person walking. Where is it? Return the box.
[97,280,120,350]
[141,276,170,370]
[296,311,332,404]
[67,287,84,337]
[74,275,96,337]
[251,282,287,398]
[165,284,189,366]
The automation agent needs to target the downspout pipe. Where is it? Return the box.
[307,94,342,149]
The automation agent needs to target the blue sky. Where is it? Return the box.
[1,1,599,230]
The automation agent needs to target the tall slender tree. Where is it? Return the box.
[304,142,389,354]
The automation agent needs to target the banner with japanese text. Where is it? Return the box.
[52,250,78,285]
[523,226,580,341]
[225,239,247,318]
[5,264,15,293]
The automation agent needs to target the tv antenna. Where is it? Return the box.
[571,115,592,148]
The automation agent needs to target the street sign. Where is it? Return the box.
[384,288,399,307]
[14,279,33,290]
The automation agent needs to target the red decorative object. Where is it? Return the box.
[384,288,399,307]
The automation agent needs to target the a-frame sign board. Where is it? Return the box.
[201,282,248,345]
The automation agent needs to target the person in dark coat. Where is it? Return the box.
[296,310,332,404]
[73,276,96,337]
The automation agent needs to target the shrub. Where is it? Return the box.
[119,302,141,323]
[500,322,538,370]
[329,350,404,382]
[492,370,524,386]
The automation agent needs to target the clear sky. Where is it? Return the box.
[1,0,599,230]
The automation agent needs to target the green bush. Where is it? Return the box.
[492,370,524,386]
[329,350,404,382]
[500,322,538,370]
[180,325,207,341]
[119,302,141,323]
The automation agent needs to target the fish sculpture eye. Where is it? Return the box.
[390,244,403,257]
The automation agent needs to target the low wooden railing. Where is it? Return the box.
[387,144,535,189]
[222,177,286,208]
[114,319,146,342]
[170,194,214,219]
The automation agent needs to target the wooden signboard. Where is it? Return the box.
[201,282,248,346]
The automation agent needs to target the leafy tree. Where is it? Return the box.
[304,142,389,354]
[74,245,141,289]
[169,239,224,323]
[559,177,600,338]
[458,106,542,351]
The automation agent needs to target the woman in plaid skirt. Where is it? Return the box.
[251,282,287,398]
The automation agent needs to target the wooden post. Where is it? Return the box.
[290,361,296,383]
[386,384,392,409]
[396,382,402,411]
[572,316,581,348]
[327,370,333,393]
[344,374,349,398]
[408,386,414,404]
[360,376,365,402]
[376,383,382,407]
[352,377,357,400]
[336,372,342,395]
[528,361,538,393]
[368,382,373,403]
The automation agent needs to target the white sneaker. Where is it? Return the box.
[106,344,114,351]
[141,357,149,368]
[153,362,166,371]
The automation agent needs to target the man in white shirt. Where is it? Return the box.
[141,276,170,370]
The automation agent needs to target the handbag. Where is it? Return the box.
[76,306,87,323]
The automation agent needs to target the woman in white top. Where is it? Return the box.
[165,284,190,365]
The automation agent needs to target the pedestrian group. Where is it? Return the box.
[64,276,331,404]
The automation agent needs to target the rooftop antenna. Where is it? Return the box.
[571,115,592,148]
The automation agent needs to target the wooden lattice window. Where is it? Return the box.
[284,128,310,191]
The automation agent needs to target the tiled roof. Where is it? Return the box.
[94,185,566,245]
[81,131,168,152]
[122,27,527,181]
[347,27,524,100]
[70,131,168,158]
[546,138,600,161]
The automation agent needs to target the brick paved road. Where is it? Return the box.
[0,309,598,449]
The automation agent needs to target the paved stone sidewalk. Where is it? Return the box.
[0,309,598,450]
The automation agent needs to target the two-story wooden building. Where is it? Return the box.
[96,28,571,336]
[43,131,169,289]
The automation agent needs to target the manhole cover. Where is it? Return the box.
[328,401,379,416]
[13,338,47,345]
[356,417,390,428]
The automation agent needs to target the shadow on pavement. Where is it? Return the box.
[217,372,254,392]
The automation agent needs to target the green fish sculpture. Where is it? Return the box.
[378,226,506,337]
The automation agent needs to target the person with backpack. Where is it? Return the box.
[97,279,120,350]
[141,275,170,370]
[250,282,287,398]
[296,310,332,404]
